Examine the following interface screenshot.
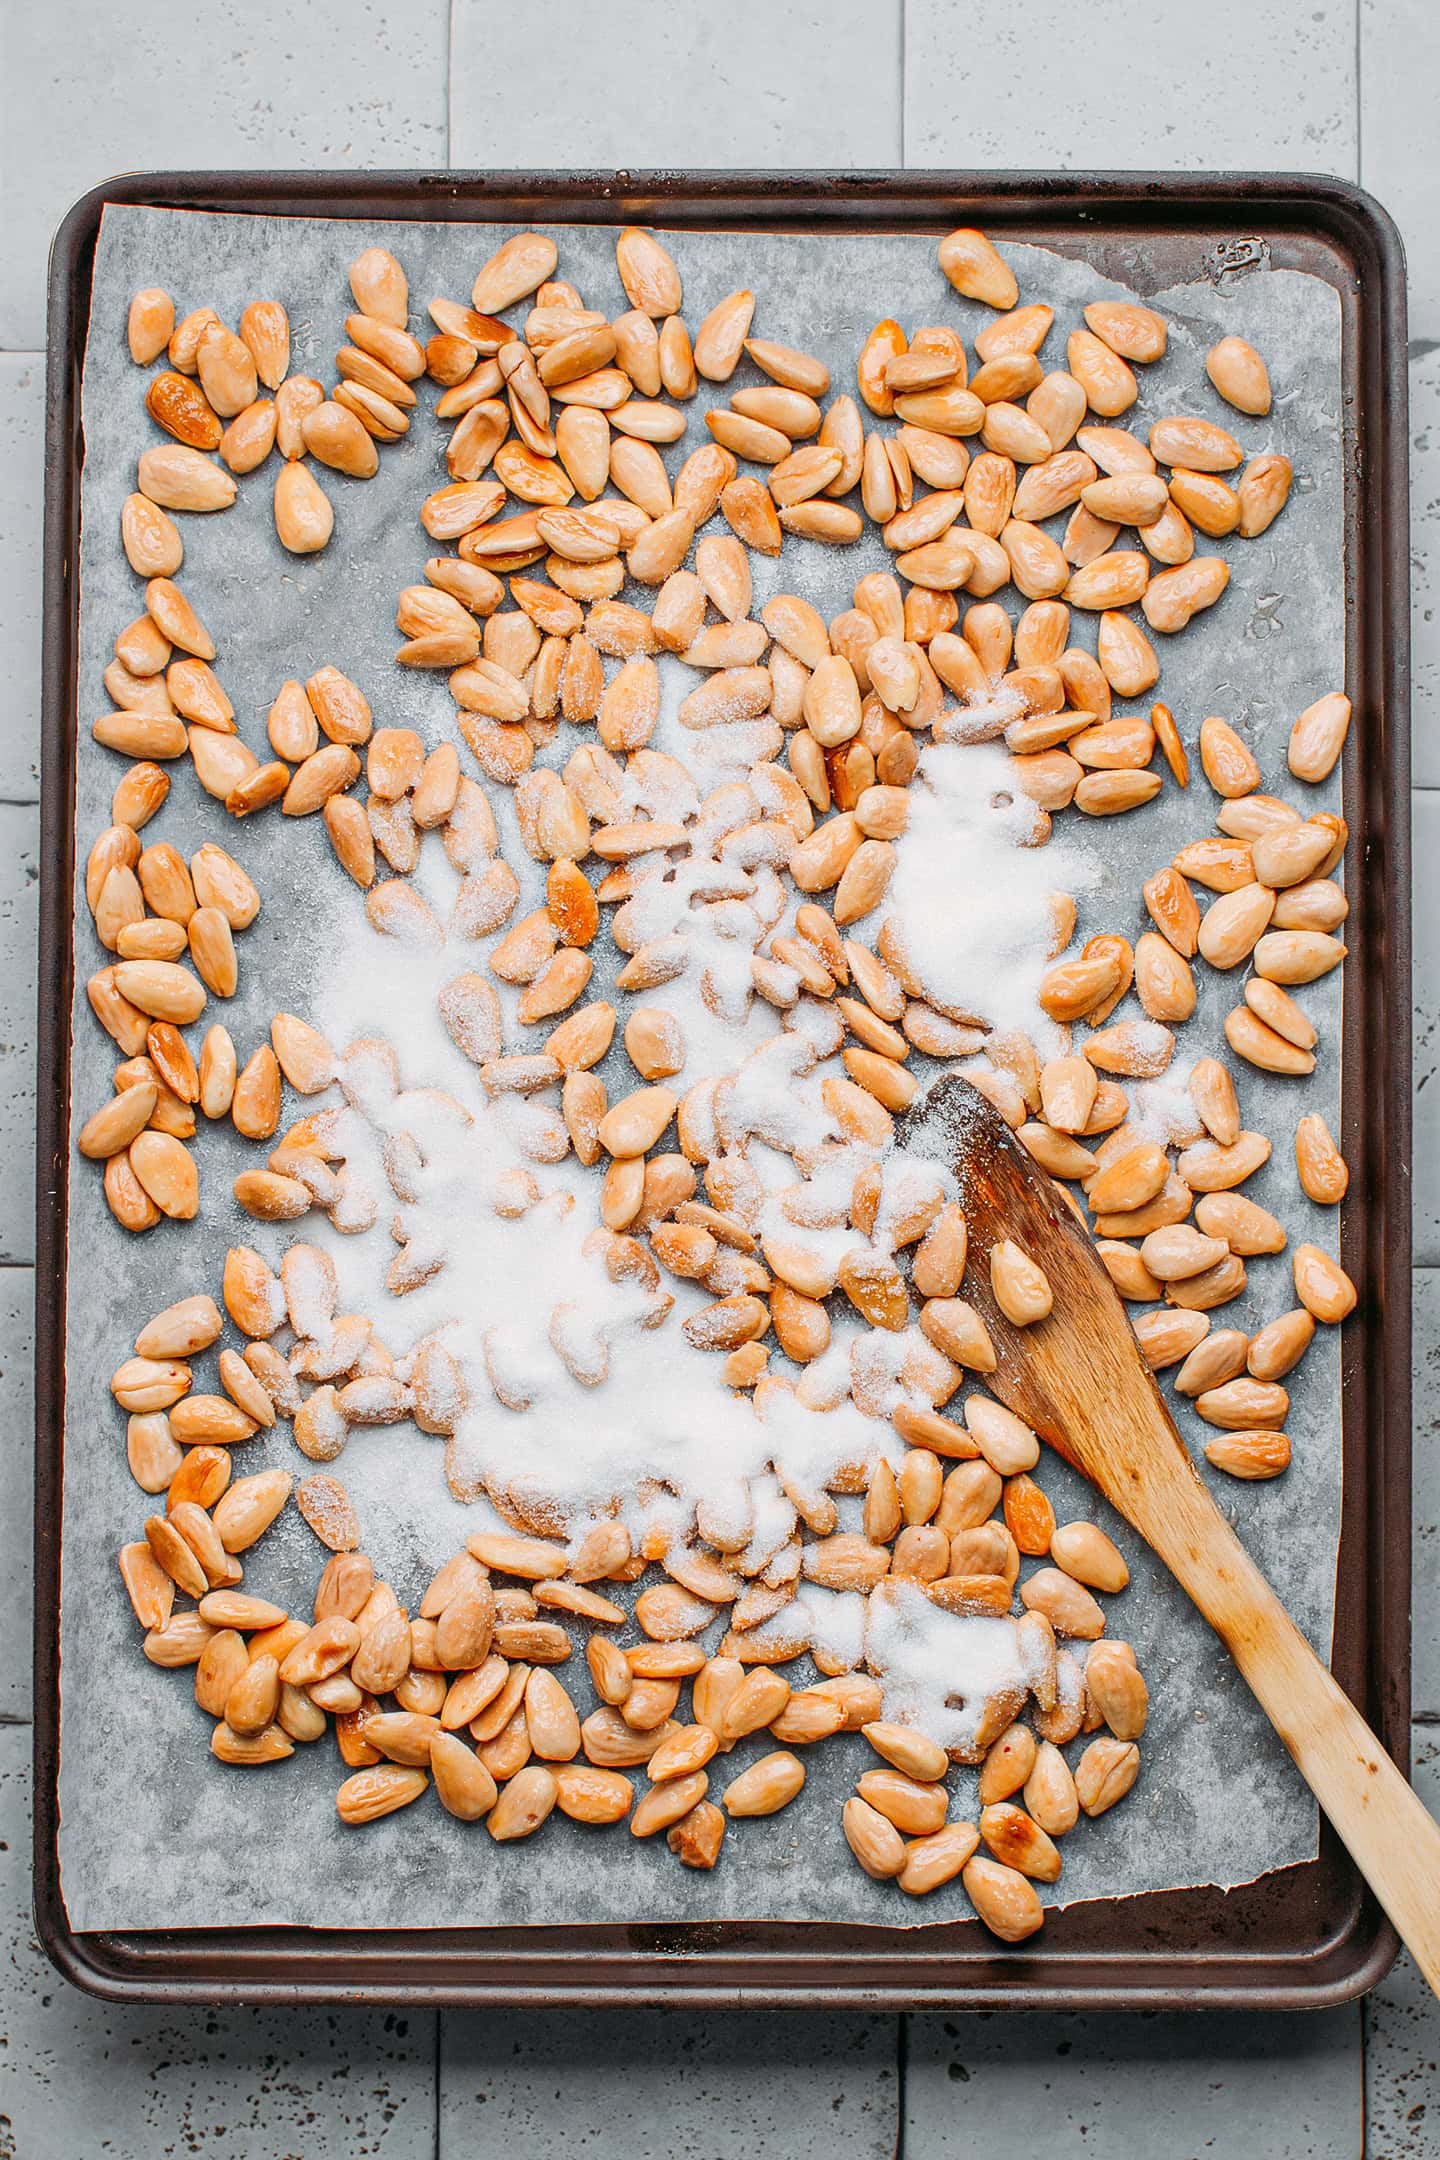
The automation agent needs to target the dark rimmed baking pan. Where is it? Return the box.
[34,169,1411,2008]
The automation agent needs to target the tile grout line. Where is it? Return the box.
[1354,0,1364,186]
[898,0,906,168]
[432,2009,443,2160]
[894,2010,908,2159]
[445,0,456,169]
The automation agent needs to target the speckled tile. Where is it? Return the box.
[905,1998,1362,2157]
[0,0,451,349]
[1362,0,1440,339]
[449,0,903,169]
[1416,1273,1440,1717]
[0,803,37,1267]
[1411,348,1440,789]
[1364,1733,1440,2155]
[903,0,1356,175]
[0,354,43,804]
[1416,792,1440,1267]
[438,2007,899,2157]
[0,1728,439,2158]
[0,1267,34,1721]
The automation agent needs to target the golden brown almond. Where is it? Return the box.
[336,1764,428,1824]
[212,1721,293,1767]
[665,1799,724,1869]
[1293,1242,1357,1323]
[127,1130,198,1218]
[238,299,289,389]
[128,286,175,364]
[1238,453,1293,537]
[1206,335,1271,415]
[301,399,379,478]
[938,228,1018,309]
[169,309,222,376]
[979,1801,1062,1881]
[137,444,237,513]
[843,1794,908,1878]
[1173,1328,1249,1397]
[145,370,223,450]
[1251,929,1346,984]
[989,1239,1053,1326]
[212,1467,292,1553]
[143,1611,215,1667]
[1068,328,1137,416]
[1288,692,1352,783]
[963,1854,1044,1940]
[1204,1429,1293,1479]
[1196,883,1276,970]
[897,1821,980,1896]
[1049,1522,1128,1594]
[1246,1308,1316,1384]
[552,1763,633,1825]
[196,322,258,417]
[1294,1113,1348,1204]
[1019,1567,1105,1639]
[1022,1741,1080,1836]
[1149,415,1243,471]
[274,461,333,553]
[1197,716,1259,799]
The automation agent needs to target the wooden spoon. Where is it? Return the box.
[923,1072,1440,1992]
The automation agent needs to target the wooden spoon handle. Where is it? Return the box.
[1143,1470,1440,1993]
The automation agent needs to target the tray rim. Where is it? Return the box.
[33,165,1412,2010]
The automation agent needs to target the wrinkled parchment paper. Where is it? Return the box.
[57,203,1346,1931]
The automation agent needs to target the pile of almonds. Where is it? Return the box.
[89,217,1360,1939]
[119,1274,1147,1932]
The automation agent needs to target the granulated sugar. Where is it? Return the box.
[885,739,1100,1039]
[865,1577,1028,1759]
[297,708,1108,1554]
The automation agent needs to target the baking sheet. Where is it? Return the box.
[58,202,1346,1933]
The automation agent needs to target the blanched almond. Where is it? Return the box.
[1293,1243,1357,1323]
[1295,1113,1348,1204]
[938,228,1018,309]
[963,1854,1044,1940]
[1204,1429,1292,1479]
[274,461,333,553]
[128,287,175,364]
[1206,335,1271,415]
[1288,692,1352,783]
[843,1795,907,1878]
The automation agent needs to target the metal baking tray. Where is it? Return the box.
[34,170,1411,2008]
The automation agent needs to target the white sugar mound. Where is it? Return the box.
[885,740,1100,1037]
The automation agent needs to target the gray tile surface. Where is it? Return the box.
[1416,792,1440,1268]
[905,1999,1363,2157]
[0,1267,34,1721]
[0,353,43,802]
[1416,1272,1440,1717]
[1365,1735,1440,2157]
[0,803,37,1267]
[440,2009,899,2158]
[1361,0,1440,338]
[4,3,1437,2145]
[0,1728,439,2158]
[449,0,903,169]
[903,0,1357,174]
[0,0,452,348]
[1412,347,1440,790]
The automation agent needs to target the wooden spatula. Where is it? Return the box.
[923,1071,1440,1993]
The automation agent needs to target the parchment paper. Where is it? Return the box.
[57,203,1347,1932]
